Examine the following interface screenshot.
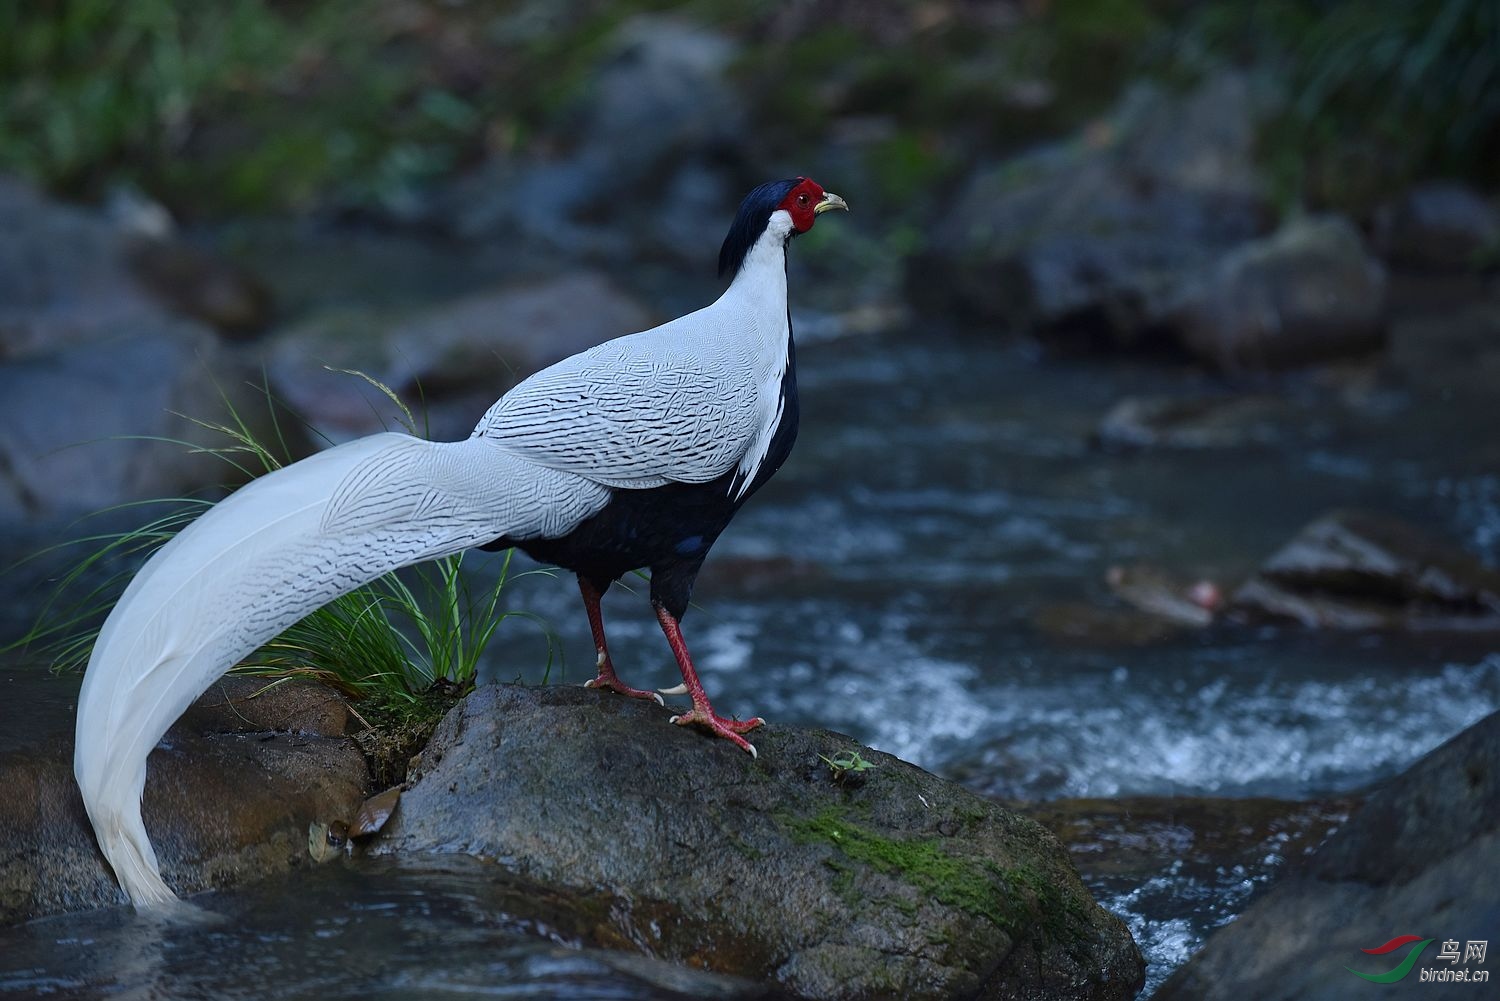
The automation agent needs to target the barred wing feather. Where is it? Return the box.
[474,335,759,489]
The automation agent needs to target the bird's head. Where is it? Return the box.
[719,177,848,279]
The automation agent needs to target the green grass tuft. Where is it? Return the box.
[5,374,554,715]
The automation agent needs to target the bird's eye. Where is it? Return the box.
[798,193,809,206]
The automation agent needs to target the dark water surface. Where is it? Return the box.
[0,857,772,1000]
[3,275,1497,996]
[473,299,1500,994]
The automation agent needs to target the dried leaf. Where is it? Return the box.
[351,786,402,837]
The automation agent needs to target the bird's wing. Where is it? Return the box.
[472,325,760,490]
[75,432,609,907]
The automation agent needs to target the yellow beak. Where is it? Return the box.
[814,192,849,215]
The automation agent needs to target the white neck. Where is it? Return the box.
[718,209,792,321]
[717,210,795,499]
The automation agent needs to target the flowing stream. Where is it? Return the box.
[3,268,1497,996]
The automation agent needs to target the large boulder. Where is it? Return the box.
[436,16,743,263]
[0,328,275,520]
[0,177,270,354]
[124,234,274,339]
[0,177,282,520]
[1374,182,1500,271]
[909,74,1270,345]
[1231,510,1500,631]
[374,684,1144,1001]
[0,673,368,923]
[265,270,657,441]
[1167,215,1388,371]
[1094,393,1301,451]
[1156,709,1500,999]
[0,177,157,361]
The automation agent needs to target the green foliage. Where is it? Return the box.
[0,0,493,212]
[866,133,951,207]
[3,0,1493,220]
[8,498,212,677]
[6,376,553,713]
[1168,0,1500,208]
[819,749,877,783]
[0,1,356,207]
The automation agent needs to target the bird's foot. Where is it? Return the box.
[583,652,664,705]
[668,707,766,757]
[584,675,665,705]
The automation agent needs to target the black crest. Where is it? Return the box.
[718,178,803,280]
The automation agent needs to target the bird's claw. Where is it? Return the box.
[657,682,688,696]
[584,675,665,706]
[668,708,765,757]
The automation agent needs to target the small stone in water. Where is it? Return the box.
[307,821,349,863]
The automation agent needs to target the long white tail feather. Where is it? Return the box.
[75,432,609,906]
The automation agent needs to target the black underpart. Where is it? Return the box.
[718,177,803,280]
[482,343,799,622]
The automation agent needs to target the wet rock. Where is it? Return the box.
[0,677,369,924]
[383,272,655,391]
[0,177,165,361]
[0,178,270,351]
[1032,568,1221,649]
[436,16,742,261]
[172,676,352,738]
[1374,182,1500,271]
[266,271,657,441]
[574,17,742,192]
[125,235,274,340]
[0,328,276,520]
[1095,394,1298,451]
[375,684,1144,1001]
[1023,796,1353,998]
[1105,565,1221,627]
[1156,710,1500,1000]
[1168,215,1388,371]
[910,74,1269,344]
[1231,510,1500,631]
[0,177,287,521]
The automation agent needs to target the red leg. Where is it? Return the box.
[579,577,662,705]
[655,601,764,756]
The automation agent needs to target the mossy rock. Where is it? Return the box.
[375,684,1143,1000]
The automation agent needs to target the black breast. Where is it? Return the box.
[497,341,799,619]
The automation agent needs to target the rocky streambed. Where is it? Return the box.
[5,218,1500,996]
[1,676,1145,1001]
[5,669,1498,1000]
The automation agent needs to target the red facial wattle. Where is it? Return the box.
[778,178,827,232]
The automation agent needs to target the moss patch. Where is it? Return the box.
[352,684,464,787]
[783,806,1059,937]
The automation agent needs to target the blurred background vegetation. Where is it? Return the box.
[2,0,1495,222]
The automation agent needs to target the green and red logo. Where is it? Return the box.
[1348,935,1490,983]
[1347,935,1434,983]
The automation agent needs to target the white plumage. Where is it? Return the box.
[75,187,844,907]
